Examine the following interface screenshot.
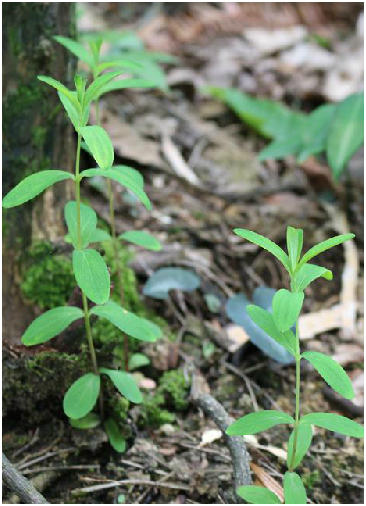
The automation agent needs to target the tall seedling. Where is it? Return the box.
[2,72,162,450]
[226,227,364,504]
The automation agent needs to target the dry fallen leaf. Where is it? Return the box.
[199,429,222,447]
[251,462,284,503]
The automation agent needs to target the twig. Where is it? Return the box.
[2,453,49,504]
[73,479,191,494]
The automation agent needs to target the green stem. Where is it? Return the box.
[289,321,301,472]
[74,132,103,418]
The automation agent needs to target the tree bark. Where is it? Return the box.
[2,3,76,344]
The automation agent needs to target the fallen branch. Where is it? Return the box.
[2,453,49,504]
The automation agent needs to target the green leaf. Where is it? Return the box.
[119,231,161,251]
[94,59,143,77]
[300,413,364,438]
[326,92,364,180]
[80,126,114,170]
[84,70,123,105]
[64,201,97,249]
[283,472,307,504]
[302,351,355,399]
[286,226,303,271]
[292,263,332,292]
[297,103,336,162]
[246,305,296,356]
[226,410,294,436]
[128,353,150,371]
[236,486,282,504]
[113,165,144,187]
[272,289,304,332]
[91,300,161,342]
[104,418,126,452]
[72,249,110,305]
[143,267,201,300]
[100,367,143,403]
[298,234,355,269]
[63,373,100,419]
[233,229,290,273]
[89,228,112,243]
[287,424,313,470]
[2,170,74,208]
[69,412,101,429]
[97,78,157,97]
[54,35,94,67]
[37,75,81,111]
[259,135,301,161]
[21,306,83,346]
[81,168,151,209]
[58,92,81,131]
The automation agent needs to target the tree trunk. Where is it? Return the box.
[2,3,76,344]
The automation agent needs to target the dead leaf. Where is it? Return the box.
[251,462,284,503]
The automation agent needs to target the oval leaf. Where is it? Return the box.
[298,234,355,268]
[69,412,101,429]
[100,368,143,403]
[104,418,126,452]
[286,226,303,271]
[226,410,294,436]
[272,289,304,332]
[65,201,97,249]
[119,231,161,251]
[300,413,364,438]
[90,300,161,342]
[326,92,364,180]
[143,267,200,299]
[302,351,355,400]
[287,424,313,470]
[3,170,74,208]
[292,263,332,292]
[54,35,94,68]
[283,472,307,504]
[89,228,112,243]
[37,75,80,111]
[113,165,144,187]
[80,126,114,170]
[128,353,150,371]
[237,486,282,504]
[21,306,83,346]
[63,373,100,419]
[72,249,110,305]
[233,229,291,273]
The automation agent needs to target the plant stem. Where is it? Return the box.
[74,132,104,419]
[289,321,301,472]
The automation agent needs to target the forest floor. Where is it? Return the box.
[3,3,364,504]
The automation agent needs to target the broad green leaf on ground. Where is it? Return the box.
[89,228,112,243]
[143,267,200,299]
[298,234,355,268]
[113,166,144,187]
[128,353,150,371]
[104,418,126,452]
[226,410,294,436]
[286,226,303,271]
[246,305,296,356]
[236,486,282,504]
[292,264,332,292]
[283,472,307,504]
[37,75,81,111]
[21,306,83,346]
[100,368,143,403]
[64,201,97,249]
[80,126,114,170]
[302,351,355,399]
[90,300,161,342]
[54,35,94,67]
[72,249,110,305]
[258,135,301,161]
[297,103,336,162]
[233,229,290,273]
[326,92,364,180]
[2,170,74,208]
[119,231,162,251]
[287,424,313,470]
[300,413,364,438]
[63,373,100,419]
[69,412,101,429]
[84,70,123,105]
[81,168,151,209]
[272,289,304,332]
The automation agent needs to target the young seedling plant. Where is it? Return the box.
[2,70,162,452]
[226,227,364,504]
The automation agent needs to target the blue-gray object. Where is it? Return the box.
[143,267,200,300]
[225,286,295,364]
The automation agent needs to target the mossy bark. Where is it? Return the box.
[2,3,76,343]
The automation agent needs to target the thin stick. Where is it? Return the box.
[73,479,191,494]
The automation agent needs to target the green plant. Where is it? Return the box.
[2,70,162,451]
[225,227,364,504]
[206,87,364,180]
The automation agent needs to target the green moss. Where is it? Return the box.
[20,241,75,309]
[108,394,130,423]
[302,470,321,490]
[139,392,175,427]
[159,370,189,411]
